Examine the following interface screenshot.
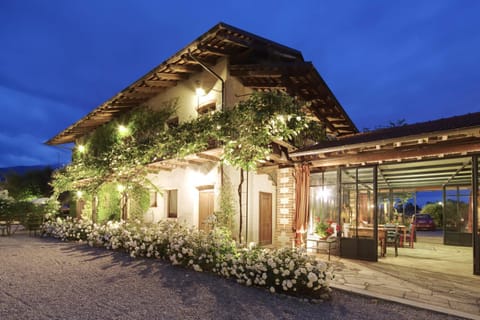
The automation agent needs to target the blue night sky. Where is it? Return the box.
[1,0,479,168]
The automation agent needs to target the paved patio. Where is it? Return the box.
[1,230,478,319]
[323,237,480,320]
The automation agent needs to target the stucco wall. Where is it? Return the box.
[132,57,281,246]
[146,58,227,121]
[144,162,220,226]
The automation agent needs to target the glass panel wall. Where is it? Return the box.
[340,166,378,261]
[310,166,378,261]
[309,171,338,237]
[444,186,472,246]
[342,167,375,239]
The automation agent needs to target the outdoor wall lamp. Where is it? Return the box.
[195,80,206,97]
[117,124,131,138]
[117,184,126,193]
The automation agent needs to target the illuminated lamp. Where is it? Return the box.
[195,80,205,96]
[118,125,129,136]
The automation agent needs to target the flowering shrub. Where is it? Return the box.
[41,218,334,300]
[42,217,93,241]
[315,219,341,238]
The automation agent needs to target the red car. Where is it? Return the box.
[414,214,436,231]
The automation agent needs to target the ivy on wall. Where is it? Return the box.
[97,183,121,222]
[51,92,325,220]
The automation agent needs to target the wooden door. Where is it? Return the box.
[259,192,272,245]
[199,190,214,232]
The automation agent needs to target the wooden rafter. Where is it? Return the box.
[155,72,188,81]
[46,22,355,145]
[310,141,480,167]
[167,64,202,73]
[143,80,178,87]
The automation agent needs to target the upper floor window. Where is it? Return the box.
[197,102,216,116]
[167,117,179,128]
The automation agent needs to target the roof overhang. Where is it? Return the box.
[291,112,480,169]
[47,22,357,146]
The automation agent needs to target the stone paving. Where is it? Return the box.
[319,242,480,320]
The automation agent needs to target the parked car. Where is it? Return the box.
[414,214,436,231]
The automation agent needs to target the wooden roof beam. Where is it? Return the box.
[155,72,189,81]
[230,69,284,78]
[167,64,202,73]
[132,86,166,94]
[310,141,480,167]
[109,100,145,107]
[120,92,157,99]
[196,44,232,56]
[144,80,178,87]
[216,32,251,48]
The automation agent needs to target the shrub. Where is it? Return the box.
[41,218,334,300]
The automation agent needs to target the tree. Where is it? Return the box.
[1,167,54,200]
[51,91,326,242]
[421,202,443,227]
[363,119,407,132]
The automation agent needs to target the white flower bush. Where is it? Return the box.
[41,217,334,300]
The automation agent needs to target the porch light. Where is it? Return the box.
[77,145,86,153]
[117,184,126,193]
[195,87,206,97]
[195,80,205,96]
[118,125,129,136]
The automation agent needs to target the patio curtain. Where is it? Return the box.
[294,163,310,246]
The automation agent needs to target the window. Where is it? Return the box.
[167,117,179,128]
[149,191,157,208]
[168,189,178,218]
[197,102,216,116]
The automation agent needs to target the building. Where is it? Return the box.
[47,22,479,275]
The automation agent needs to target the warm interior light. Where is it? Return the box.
[77,145,85,153]
[316,187,330,202]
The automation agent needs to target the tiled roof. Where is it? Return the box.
[294,111,480,156]
[47,22,357,145]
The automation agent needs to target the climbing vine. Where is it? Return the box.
[51,92,325,216]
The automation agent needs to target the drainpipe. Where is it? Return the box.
[188,51,225,111]
[188,51,227,206]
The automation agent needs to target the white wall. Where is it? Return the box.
[144,162,219,227]
[221,165,276,244]
[135,57,276,243]
[246,171,276,244]
[146,58,227,122]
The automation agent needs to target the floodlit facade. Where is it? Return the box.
[48,23,479,275]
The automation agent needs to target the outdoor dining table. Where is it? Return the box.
[353,224,408,257]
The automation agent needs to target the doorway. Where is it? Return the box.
[199,189,214,232]
[259,192,272,246]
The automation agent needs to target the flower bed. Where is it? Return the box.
[41,217,334,300]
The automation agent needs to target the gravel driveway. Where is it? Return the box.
[0,233,464,320]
